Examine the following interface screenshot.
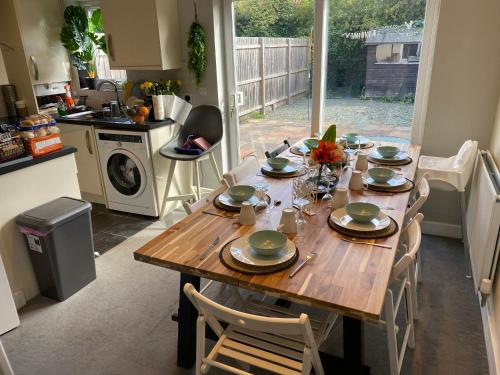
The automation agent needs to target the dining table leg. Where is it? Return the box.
[343,316,367,372]
[177,272,200,369]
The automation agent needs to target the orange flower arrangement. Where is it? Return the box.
[311,140,344,164]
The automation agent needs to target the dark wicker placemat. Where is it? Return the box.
[346,142,375,149]
[327,215,399,239]
[213,193,271,212]
[289,146,310,156]
[367,178,415,193]
[219,238,299,275]
[368,155,413,166]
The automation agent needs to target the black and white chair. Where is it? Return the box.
[159,105,223,217]
[265,139,291,159]
[184,283,338,375]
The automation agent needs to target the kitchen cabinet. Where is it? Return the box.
[0,0,70,114]
[100,0,181,70]
[58,123,105,204]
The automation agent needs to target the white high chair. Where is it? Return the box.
[0,339,14,375]
[417,140,478,277]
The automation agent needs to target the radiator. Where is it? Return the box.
[467,150,500,302]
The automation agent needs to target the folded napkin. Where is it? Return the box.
[174,146,203,155]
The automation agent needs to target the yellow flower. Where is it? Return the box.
[176,80,182,86]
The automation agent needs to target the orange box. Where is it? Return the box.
[25,134,63,157]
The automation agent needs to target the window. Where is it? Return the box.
[94,43,127,81]
[375,43,420,64]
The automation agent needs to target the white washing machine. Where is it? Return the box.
[95,129,159,217]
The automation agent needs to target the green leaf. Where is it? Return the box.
[188,21,207,85]
[322,124,337,143]
[90,9,104,33]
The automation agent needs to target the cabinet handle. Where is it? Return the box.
[85,130,93,155]
[106,34,115,61]
[30,56,39,81]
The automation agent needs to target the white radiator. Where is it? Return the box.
[467,150,500,302]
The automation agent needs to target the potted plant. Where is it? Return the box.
[60,6,106,89]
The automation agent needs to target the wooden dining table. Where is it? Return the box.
[134,140,421,374]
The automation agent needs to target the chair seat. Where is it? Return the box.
[159,138,220,161]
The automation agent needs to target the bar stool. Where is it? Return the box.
[417,140,478,277]
[159,105,223,217]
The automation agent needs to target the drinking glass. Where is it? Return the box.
[254,181,269,210]
[293,177,313,236]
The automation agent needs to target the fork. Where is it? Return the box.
[199,236,221,260]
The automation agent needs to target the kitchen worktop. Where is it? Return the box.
[54,115,175,131]
[0,146,77,176]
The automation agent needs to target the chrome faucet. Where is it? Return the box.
[96,80,121,108]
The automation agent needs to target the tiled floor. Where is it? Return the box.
[91,203,155,255]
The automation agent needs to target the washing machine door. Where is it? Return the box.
[106,149,146,198]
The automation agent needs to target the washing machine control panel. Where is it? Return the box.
[98,133,143,143]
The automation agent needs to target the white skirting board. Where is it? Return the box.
[421,219,462,239]
[481,296,500,375]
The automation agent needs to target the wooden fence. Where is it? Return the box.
[235,37,310,116]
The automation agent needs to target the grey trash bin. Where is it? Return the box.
[16,197,95,301]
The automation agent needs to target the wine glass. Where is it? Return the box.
[293,177,313,236]
[254,181,269,210]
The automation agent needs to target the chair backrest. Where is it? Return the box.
[222,156,260,186]
[265,139,291,159]
[179,105,223,146]
[452,140,478,189]
[183,180,229,214]
[183,283,316,346]
[392,213,423,280]
[406,177,430,220]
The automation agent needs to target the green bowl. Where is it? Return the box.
[346,202,380,223]
[249,230,287,256]
[228,185,256,202]
[343,133,359,143]
[377,146,400,158]
[303,138,319,150]
[368,167,395,183]
[267,157,290,170]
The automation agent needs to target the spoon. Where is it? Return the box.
[289,252,317,278]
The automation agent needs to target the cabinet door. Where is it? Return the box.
[100,0,163,69]
[58,124,104,198]
[15,0,70,84]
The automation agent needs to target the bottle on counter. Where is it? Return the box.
[64,84,75,110]
[56,96,67,116]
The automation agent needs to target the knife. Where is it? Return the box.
[340,237,392,249]
[199,236,221,260]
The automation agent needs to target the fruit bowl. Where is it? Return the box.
[126,105,151,124]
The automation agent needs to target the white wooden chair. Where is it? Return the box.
[184,283,337,375]
[0,339,14,375]
[371,215,420,375]
[223,156,260,187]
[183,180,229,215]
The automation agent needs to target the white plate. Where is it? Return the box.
[262,161,300,174]
[230,236,296,266]
[369,151,408,161]
[217,192,260,208]
[364,176,407,188]
[330,207,391,232]
[342,136,370,146]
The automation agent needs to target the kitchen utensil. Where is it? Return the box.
[278,208,298,234]
[355,153,368,171]
[349,170,364,191]
[368,167,395,183]
[239,201,256,225]
[346,202,380,223]
[199,236,220,260]
[340,237,393,249]
[228,185,256,202]
[249,230,288,256]
[289,252,317,278]
[376,146,400,158]
[229,236,296,266]
[202,211,236,219]
[267,157,290,170]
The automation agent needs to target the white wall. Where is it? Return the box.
[420,0,500,228]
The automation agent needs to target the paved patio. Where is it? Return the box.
[239,97,413,161]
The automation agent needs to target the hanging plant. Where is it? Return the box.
[187,2,207,86]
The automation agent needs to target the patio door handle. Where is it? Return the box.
[236,91,244,106]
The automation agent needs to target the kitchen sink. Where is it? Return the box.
[61,110,131,123]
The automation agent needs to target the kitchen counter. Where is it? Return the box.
[54,115,175,131]
[0,146,77,176]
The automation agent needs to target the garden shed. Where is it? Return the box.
[364,26,422,97]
